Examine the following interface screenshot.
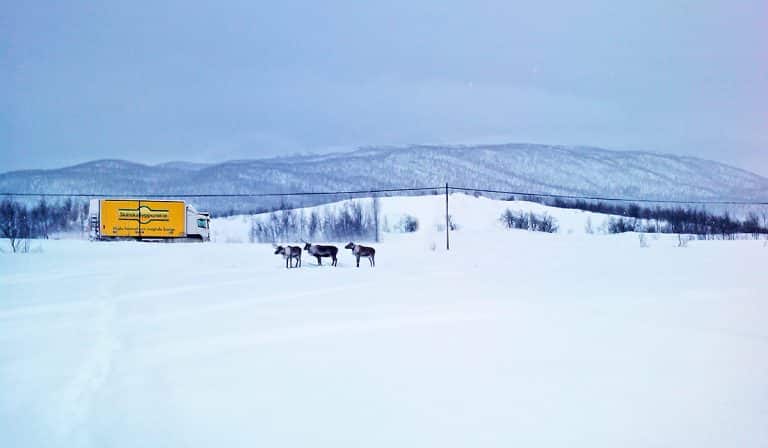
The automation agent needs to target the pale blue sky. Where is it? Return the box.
[2,1,767,175]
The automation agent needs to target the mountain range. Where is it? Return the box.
[2,144,767,214]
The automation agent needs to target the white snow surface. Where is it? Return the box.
[210,194,610,244]
[1,194,767,447]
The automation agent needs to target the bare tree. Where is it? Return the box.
[30,198,48,239]
[307,210,320,239]
[762,211,768,241]
[0,199,31,253]
[79,201,89,237]
[372,196,380,243]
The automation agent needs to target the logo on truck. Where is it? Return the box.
[118,205,170,224]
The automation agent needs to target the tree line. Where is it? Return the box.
[513,196,768,238]
[249,198,382,243]
[0,198,89,251]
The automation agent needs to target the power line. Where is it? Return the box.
[1,185,767,205]
[448,186,768,206]
[0,186,441,198]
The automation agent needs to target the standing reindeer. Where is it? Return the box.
[345,242,376,267]
[274,245,302,268]
[302,241,338,266]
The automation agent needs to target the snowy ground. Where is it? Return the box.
[1,195,767,447]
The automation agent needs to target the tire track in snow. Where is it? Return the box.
[0,277,259,321]
[120,268,469,325]
[49,282,120,447]
[139,307,503,363]
[0,267,466,321]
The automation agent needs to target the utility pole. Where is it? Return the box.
[445,182,450,251]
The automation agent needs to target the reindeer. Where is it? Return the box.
[274,245,302,268]
[345,242,376,267]
[302,241,338,266]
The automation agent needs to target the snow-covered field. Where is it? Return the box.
[1,195,766,447]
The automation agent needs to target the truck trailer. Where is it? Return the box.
[89,199,210,241]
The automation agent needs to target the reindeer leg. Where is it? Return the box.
[369,256,374,267]
[316,255,322,266]
[356,255,360,267]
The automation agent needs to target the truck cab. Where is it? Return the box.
[186,205,210,241]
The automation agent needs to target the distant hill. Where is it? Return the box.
[2,144,767,214]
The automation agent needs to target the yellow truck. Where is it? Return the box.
[88,199,210,241]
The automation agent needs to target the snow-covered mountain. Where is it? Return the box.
[2,144,767,213]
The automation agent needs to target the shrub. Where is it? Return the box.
[607,217,637,234]
[397,215,419,233]
[436,214,458,232]
[500,209,558,233]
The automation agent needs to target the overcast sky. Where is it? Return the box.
[2,1,767,175]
